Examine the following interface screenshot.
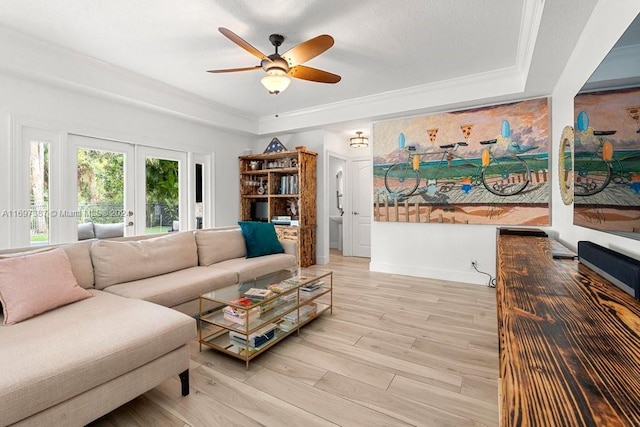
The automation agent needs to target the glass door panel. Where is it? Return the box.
[195,163,203,229]
[69,135,135,239]
[190,152,212,231]
[77,148,125,228]
[136,146,187,235]
[145,157,179,234]
[29,140,50,246]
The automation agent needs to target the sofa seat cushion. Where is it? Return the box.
[91,231,198,289]
[213,253,296,283]
[102,266,238,308]
[0,290,196,426]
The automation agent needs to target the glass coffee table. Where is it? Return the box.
[198,267,333,368]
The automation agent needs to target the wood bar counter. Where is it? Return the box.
[497,234,640,426]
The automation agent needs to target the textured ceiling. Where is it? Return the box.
[0,0,606,133]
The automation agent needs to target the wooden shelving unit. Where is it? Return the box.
[239,147,317,267]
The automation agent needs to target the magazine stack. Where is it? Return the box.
[229,323,277,348]
[283,302,317,323]
[223,298,259,325]
[299,281,325,299]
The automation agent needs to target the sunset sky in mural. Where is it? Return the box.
[574,87,640,150]
[373,97,549,164]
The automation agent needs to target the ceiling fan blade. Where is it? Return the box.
[218,27,270,61]
[289,65,341,84]
[207,65,262,73]
[282,35,334,66]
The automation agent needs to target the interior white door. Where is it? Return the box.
[351,159,372,258]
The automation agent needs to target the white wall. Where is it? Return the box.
[0,70,252,247]
[371,222,498,285]
[369,117,507,285]
[551,0,640,257]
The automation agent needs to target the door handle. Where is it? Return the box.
[127,221,134,227]
[353,211,360,215]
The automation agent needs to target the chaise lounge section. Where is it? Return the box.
[0,225,296,426]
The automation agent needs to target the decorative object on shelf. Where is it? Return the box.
[264,137,287,153]
[249,160,260,170]
[558,125,574,205]
[350,131,369,148]
[288,198,298,218]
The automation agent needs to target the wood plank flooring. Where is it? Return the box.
[89,251,499,427]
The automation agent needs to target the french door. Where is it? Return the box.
[135,146,187,235]
[70,137,188,237]
[12,126,194,247]
[69,135,135,237]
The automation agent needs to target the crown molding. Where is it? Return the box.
[258,65,526,135]
[258,1,546,135]
[0,25,258,134]
[516,0,546,82]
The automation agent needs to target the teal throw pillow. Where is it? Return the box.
[238,221,285,258]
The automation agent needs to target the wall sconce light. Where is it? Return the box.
[350,131,369,148]
[261,68,291,94]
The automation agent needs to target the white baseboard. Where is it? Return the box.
[369,261,489,286]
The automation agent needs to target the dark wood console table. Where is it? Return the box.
[497,234,640,426]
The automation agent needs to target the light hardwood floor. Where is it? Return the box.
[90,251,499,427]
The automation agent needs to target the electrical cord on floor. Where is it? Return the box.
[472,262,496,288]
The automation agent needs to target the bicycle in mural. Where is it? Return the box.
[383,139,532,198]
[574,111,640,196]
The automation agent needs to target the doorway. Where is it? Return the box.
[328,155,346,253]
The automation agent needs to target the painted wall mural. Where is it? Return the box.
[372,98,550,225]
[573,87,640,234]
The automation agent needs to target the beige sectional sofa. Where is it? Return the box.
[0,226,297,426]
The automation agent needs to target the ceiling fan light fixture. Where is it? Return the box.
[350,131,369,148]
[261,68,291,94]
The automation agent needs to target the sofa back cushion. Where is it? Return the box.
[61,241,95,289]
[91,231,198,289]
[194,228,246,266]
[0,248,93,325]
[0,241,95,289]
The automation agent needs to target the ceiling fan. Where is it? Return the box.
[207,27,341,94]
